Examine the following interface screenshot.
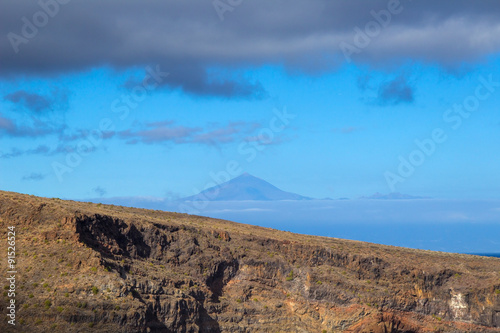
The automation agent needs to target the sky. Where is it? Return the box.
[1,0,500,202]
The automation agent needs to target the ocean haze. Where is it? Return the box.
[87,196,500,254]
[83,174,500,253]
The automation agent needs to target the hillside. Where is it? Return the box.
[0,190,499,332]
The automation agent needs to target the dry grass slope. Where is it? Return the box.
[0,190,499,332]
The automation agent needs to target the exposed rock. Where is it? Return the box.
[0,190,499,332]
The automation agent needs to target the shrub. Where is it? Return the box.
[28,293,34,298]
[495,289,500,295]
[77,302,88,308]
[91,286,99,295]
[56,306,64,313]
[236,298,242,303]
[286,270,294,281]
[44,300,52,309]
[432,314,442,321]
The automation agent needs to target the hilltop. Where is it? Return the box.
[0,190,499,332]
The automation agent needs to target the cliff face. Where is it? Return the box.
[0,191,499,332]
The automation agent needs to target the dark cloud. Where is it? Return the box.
[4,89,69,113]
[22,172,46,181]
[1,0,500,98]
[376,76,414,105]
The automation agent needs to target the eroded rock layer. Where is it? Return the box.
[0,191,499,332]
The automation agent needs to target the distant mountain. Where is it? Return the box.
[182,173,312,201]
[360,192,428,200]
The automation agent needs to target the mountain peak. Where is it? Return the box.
[234,172,257,179]
[182,173,311,201]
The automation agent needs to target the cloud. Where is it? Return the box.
[22,172,46,181]
[4,90,51,112]
[333,126,363,134]
[0,114,64,137]
[357,74,373,91]
[93,187,107,197]
[4,89,69,113]
[356,73,414,106]
[119,120,263,146]
[58,129,115,142]
[119,124,201,144]
[376,76,414,105]
[2,0,500,98]
[242,133,292,146]
[0,142,99,159]
[0,145,50,158]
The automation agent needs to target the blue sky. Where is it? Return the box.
[1,0,500,202]
[2,63,500,201]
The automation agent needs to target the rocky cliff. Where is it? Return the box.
[0,190,499,332]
